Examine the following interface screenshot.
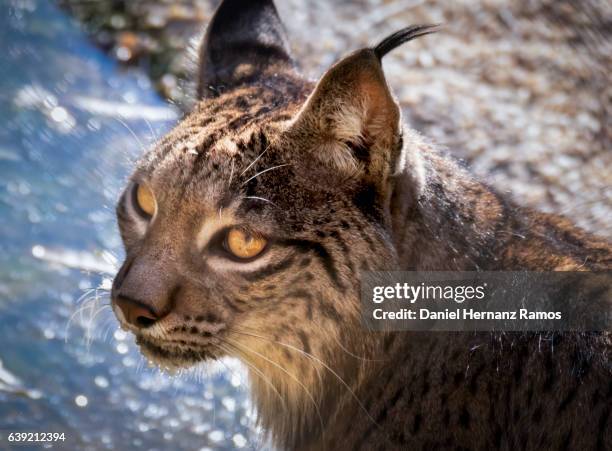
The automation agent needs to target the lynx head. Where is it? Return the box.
[111,0,435,440]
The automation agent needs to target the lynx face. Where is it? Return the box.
[111,0,433,371]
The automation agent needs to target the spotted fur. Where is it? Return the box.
[111,1,611,449]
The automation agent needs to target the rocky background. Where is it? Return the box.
[59,0,611,236]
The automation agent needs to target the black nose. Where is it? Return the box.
[114,296,159,329]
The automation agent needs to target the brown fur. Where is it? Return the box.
[111,1,611,449]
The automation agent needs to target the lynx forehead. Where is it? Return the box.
[111,0,611,450]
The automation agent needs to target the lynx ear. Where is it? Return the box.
[197,0,296,98]
[286,25,438,185]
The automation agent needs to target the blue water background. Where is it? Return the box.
[0,2,262,449]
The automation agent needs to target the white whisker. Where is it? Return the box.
[243,196,279,208]
[330,334,387,362]
[240,144,270,176]
[65,295,98,342]
[216,342,288,413]
[241,164,289,186]
[223,336,325,437]
[228,158,235,187]
[75,288,97,305]
[66,281,111,344]
[232,329,379,428]
[144,118,159,143]
[85,304,111,347]
[115,117,146,152]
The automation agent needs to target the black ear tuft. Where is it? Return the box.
[373,24,440,60]
[198,0,296,98]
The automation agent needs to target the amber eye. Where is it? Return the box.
[225,228,267,260]
[133,183,156,218]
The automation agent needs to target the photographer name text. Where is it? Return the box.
[373,308,562,321]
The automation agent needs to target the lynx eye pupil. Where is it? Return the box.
[134,183,156,218]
